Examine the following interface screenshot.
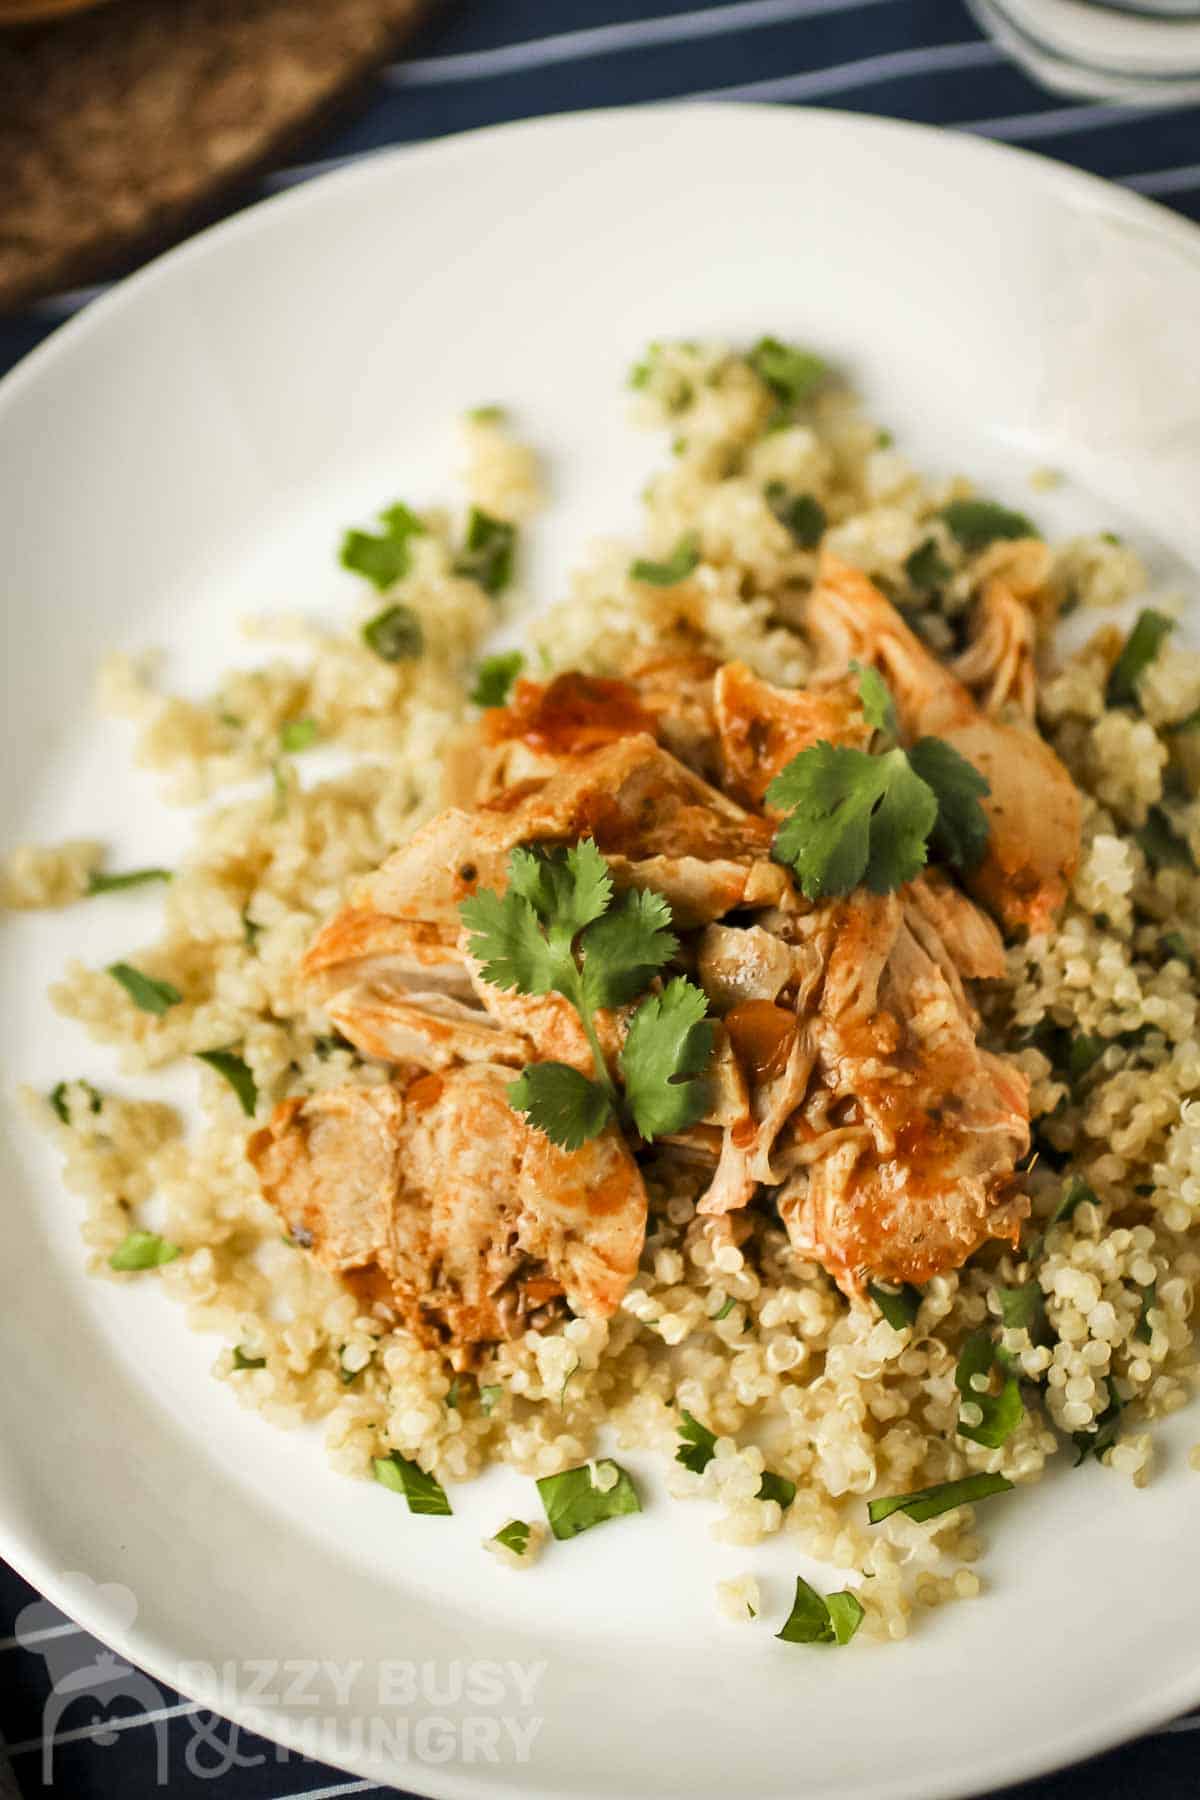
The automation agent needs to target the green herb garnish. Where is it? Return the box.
[767,667,990,900]
[868,1472,1014,1525]
[904,538,952,593]
[1028,1175,1096,1260]
[232,1346,266,1370]
[1107,609,1175,708]
[362,603,424,663]
[765,482,826,549]
[712,1296,736,1322]
[479,1384,503,1414]
[49,1079,102,1125]
[107,963,182,1016]
[676,1409,717,1475]
[939,498,1038,551]
[1072,1377,1123,1466]
[867,1281,922,1330]
[757,1471,796,1509]
[492,1519,532,1556]
[109,1230,181,1271]
[1162,932,1195,972]
[279,718,319,753]
[194,1049,258,1117]
[470,650,525,708]
[536,1460,641,1539]
[954,1329,1023,1449]
[630,534,700,587]
[776,1576,863,1647]
[467,404,506,424]
[456,508,516,597]
[747,337,826,421]
[996,1284,1044,1333]
[85,867,171,896]
[1135,1281,1157,1345]
[373,1451,452,1515]
[340,502,425,591]
[461,843,714,1149]
[1137,807,1195,872]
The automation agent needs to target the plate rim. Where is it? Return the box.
[3,98,1200,1800]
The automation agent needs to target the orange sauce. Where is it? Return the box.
[484,673,656,754]
[724,1001,798,1084]
[406,1072,445,1111]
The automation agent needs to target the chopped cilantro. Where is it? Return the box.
[939,498,1038,551]
[747,338,826,421]
[868,1281,922,1331]
[373,1451,452,1515]
[1137,807,1195,872]
[479,1384,503,1415]
[1107,609,1175,708]
[1162,932,1195,972]
[194,1049,258,1117]
[1072,1377,1123,1466]
[954,1329,1024,1448]
[470,650,525,708]
[467,404,506,424]
[997,1284,1045,1333]
[232,1346,266,1370]
[757,1471,796,1509]
[279,718,318,754]
[713,1295,736,1322]
[49,1079,102,1125]
[85,867,171,896]
[676,1409,717,1475]
[764,482,826,548]
[492,1519,532,1555]
[907,737,991,872]
[109,1230,181,1271]
[1135,1281,1157,1345]
[456,508,516,597]
[630,534,700,587]
[776,1576,863,1647]
[340,502,424,591]
[536,1460,641,1539]
[904,537,952,593]
[362,603,424,663]
[107,963,181,1016]
[868,1472,1014,1525]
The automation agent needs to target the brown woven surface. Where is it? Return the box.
[0,0,437,312]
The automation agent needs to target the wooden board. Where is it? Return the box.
[0,0,436,312]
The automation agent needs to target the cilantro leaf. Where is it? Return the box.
[373,1451,452,1514]
[279,718,318,753]
[195,1048,258,1118]
[109,1230,180,1271]
[1162,931,1196,973]
[619,978,715,1140]
[747,338,826,417]
[340,502,424,590]
[1028,1175,1096,1260]
[580,887,678,1009]
[479,1384,502,1414]
[470,650,525,708]
[509,840,613,940]
[456,508,516,597]
[630,535,700,587]
[1135,1280,1157,1345]
[997,1284,1044,1333]
[362,603,423,663]
[954,1329,1024,1448]
[49,1079,102,1125]
[536,1460,641,1539]
[908,736,991,872]
[507,1063,614,1150]
[1107,609,1175,708]
[232,1346,266,1370]
[86,867,171,895]
[868,1472,1014,1525]
[676,1409,718,1475]
[852,661,898,738]
[1137,807,1195,872]
[1072,1376,1123,1467]
[776,1576,863,1647]
[939,499,1038,552]
[460,884,564,996]
[765,482,826,548]
[107,962,182,1016]
[492,1519,532,1555]
[769,742,936,900]
[904,537,952,592]
[757,1471,796,1509]
[868,1280,922,1330]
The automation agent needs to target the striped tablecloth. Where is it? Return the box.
[3,2,1199,1796]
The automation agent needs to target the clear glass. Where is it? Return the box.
[969,0,1200,100]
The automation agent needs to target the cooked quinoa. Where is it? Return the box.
[9,348,1200,1645]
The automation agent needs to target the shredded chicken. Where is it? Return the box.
[807,552,1082,934]
[249,631,1081,1343]
[248,1065,647,1365]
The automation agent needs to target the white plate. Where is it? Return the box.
[2,104,1199,1800]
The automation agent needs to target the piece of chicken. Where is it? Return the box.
[774,883,1029,1292]
[807,553,1081,934]
[950,574,1037,719]
[247,1064,648,1365]
[713,661,871,809]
